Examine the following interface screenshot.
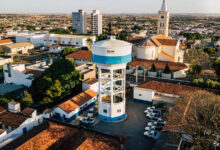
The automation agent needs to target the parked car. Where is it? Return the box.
[157,118,166,126]
[144,106,156,113]
[148,121,157,126]
[146,113,155,119]
[80,117,95,125]
[87,108,94,117]
[144,130,158,139]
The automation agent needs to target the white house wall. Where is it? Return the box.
[133,88,155,104]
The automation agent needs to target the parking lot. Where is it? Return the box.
[92,97,155,150]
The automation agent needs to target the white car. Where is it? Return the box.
[145,126,156,131]
[157,118,166,125]
[146,113,155,119]
[144,130,158,139]
[87,108,94,117]
[148,121,157,126]
[80,117,95,125]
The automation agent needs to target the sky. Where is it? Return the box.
[0,0,220,14]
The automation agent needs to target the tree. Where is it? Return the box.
[61,47,77,57]
[21,92,33,107]
[213,58,220,78]
[204,47,215,55]
[30,59,81,105]
[150,63,157,72]
[184,49,210,68]
[191,64,202,79]
[171,91,220,150]
[163,64,171,74]
[49,28,71,34]
[87,38,93,49]
[0,97,11,107]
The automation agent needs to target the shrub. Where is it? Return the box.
[163,64,171,74]
[150,63,157,72]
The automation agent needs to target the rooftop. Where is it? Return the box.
[21,108,35,116]
[128,59,188,71]
[52,34,95,39]
[0,111,28,128]
[83,78,98,85]
[66,50,92,60]
[0,39,12,44]
[2,42,34,49]
[137,81,198,95]
[59,89,97,113]
[2,120,121,150]
[22,69,43,78]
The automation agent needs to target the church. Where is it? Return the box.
[133,0,184,63]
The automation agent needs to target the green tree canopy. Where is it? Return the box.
[21,91,33,107]
[61,47,77,57]
[204,47,215,55]
[150,63,157,72]
[49,28,71,34]
[163,64,171,74]
[30,59,81,105]
[213,58,220,77]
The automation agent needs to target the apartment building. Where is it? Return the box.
[91,10,102,36]
[72,10,87,34]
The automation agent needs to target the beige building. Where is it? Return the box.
[76,63,96,81]
[157,0,169,36]
[1,42,34,54]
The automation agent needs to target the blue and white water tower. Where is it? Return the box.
[92,36,132,122]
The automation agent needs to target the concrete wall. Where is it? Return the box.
[82,82,99,92]
[133,87,155,104]
[136,46,156,60]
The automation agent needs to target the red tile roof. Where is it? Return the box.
[21,108,35,116]
[0,129,5,134]
[66,50,92,60]
[59,89,97,113]
[0,111,28,128]
[3,120,121,150]
[0,39,12,44]
[22,69,43,78]
[128,59,188,71]
[137,81,198,95]
[157,39,178,46]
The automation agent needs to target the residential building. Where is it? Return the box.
[82,78,99,92]
[65,50,92,66]
[133,81,198,105]
[0,42,34,54]
[3,64,44,87]
[75,63,96,81]
[0,103,44,148]
[91,10,102,36]
[134,35,184,63]
[128,59,188,79]
[0,56,13,66]
[16,33,96,48]
[72,9,87,34]
[2,119,123,150]
[0,39,13,46]
[157,0,170,36]
[53,89,98,122]
[49,45,63,53]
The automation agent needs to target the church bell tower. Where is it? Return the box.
[157,0,169,36]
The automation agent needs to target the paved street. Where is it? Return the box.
[93,98,155,150]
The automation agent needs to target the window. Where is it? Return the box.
[139,94,142,96]
[103,109,107,113]
[117,109,121,113]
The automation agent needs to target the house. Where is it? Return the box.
[134,35,184,63]
[53,89,98,122]
[0,42,34,54]
[76,62,96,81]
[82,78,99,92]
[0,103,44,147]
[2,119,123,150]
[49,44,63,53]
[133,81,198,105]
[0,56,13,66]
[128,59,189,79]
[3,64,43,87]
[66,50,92,66]
[0,39,13,46]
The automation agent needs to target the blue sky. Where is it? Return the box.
[0,0,219,14]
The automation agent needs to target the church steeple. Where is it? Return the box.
[160,0,167,12]
[157,0,170,36]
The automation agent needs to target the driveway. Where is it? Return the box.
[93,97,155,150]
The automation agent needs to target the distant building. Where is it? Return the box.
[72,9,87,34]
[134,35,184,63]
[0,56,13,66]
[0,42,34,55]
[91,10,102,36]
[65,50,92,66]
[157,0,169,36]
[16,33,96,48]
[53,89,97,122]
[82,78,99,92]
[0,39,13,46]
[3,64,44,87]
